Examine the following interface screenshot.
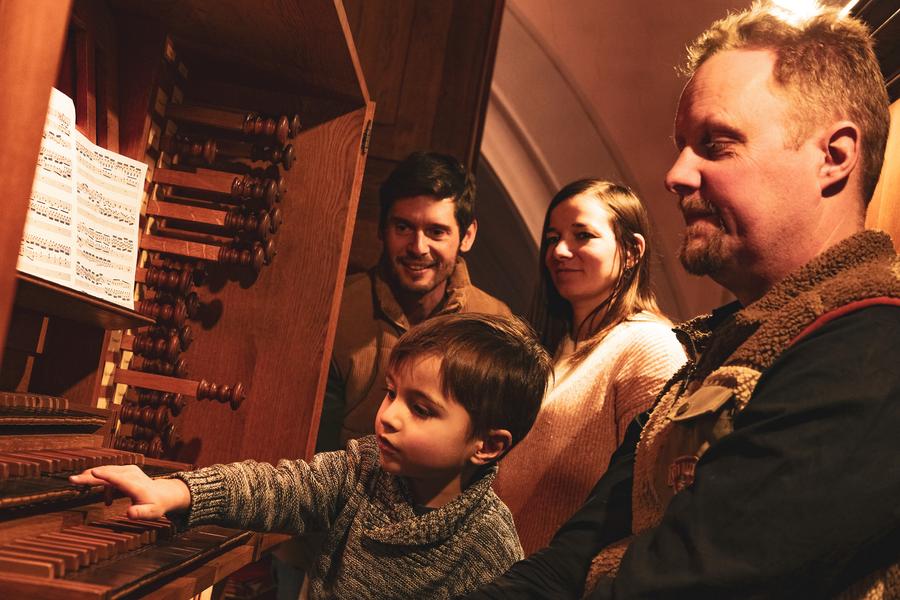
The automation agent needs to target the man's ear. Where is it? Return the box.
[818,121,860,195]
[470,428,512,465]
[626,233,646,269]
[459,219,478,253]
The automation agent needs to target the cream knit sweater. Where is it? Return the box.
[493,314,686,554]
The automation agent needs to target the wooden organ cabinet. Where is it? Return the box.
[0,0,372,597]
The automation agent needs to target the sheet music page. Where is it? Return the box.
[73,130,145,307]
[19,87,146,309]
[19,88,77,285]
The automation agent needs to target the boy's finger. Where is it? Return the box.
[82,465,146,491]
[69,470,111,485]
[127,503,164,520]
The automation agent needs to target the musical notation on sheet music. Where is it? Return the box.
[76,182,137,227]
[76,136,146,191]
[28,191,73,227]
[18,237,71,269]
[75,262,133,304]
[18,88,145,308]
[76,222,134,255]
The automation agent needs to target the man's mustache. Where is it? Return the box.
[680,197,720,220]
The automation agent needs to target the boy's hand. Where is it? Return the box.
[69,465,191,519]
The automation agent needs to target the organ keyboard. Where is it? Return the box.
[0,391,256,598]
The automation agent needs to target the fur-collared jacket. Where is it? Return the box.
[464,231,900,600]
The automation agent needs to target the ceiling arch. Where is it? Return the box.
[482,0,746,319]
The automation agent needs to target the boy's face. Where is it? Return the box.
[375,354,482,481]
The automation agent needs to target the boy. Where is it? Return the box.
[71,313,551,599]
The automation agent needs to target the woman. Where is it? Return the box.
[494,179,686,554]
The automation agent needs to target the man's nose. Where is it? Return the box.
[664,148,701,197]
[408,231,429,255]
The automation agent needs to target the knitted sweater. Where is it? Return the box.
[493,315,686,554]
[174,436,523,599]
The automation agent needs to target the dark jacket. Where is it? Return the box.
[464,231,900,599]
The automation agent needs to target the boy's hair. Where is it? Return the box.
[389,313,552,458]
[378,151,476,233]
[683,1,889,202]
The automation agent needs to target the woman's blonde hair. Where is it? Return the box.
[530,179,662,363]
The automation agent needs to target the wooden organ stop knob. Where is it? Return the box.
[143,324,193,351]
[140,233,267,272]
[113,369,246,410]
[113,436,164,458]
[155,257,207,286]
[164,103,296,145]
[136,266,194,294]
[132,423,176,450]
[269,206,283,233]
[135,357,188,378]
[143,290,200,320]
[146,198,273,241]
[121,332,181,362]
[136,298,188,327]
[154,168,279,207]
[166,135,296,171]
[119,404,169,431]
[288,113,302,137]
[133,390,186,416]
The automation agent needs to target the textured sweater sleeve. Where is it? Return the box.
[609,322,686,443]
[173,438,365,533]
[451,497,525,597]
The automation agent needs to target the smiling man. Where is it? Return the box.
[319,151,510,450]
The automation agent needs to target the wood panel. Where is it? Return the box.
[342,0,504,271]
[171,105,372,467]
[0,0,73,368]
[113,0,369,113]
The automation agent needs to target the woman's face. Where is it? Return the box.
[544,193,623,316]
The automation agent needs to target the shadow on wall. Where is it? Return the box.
[466,158,539,318]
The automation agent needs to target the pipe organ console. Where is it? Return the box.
[0,0,372,596]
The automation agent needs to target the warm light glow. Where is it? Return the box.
[768,0,861,25]
[839,0,860,17]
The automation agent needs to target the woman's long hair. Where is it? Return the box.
[529,179,662,363]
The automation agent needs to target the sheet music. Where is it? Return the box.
[20,88,76,285]
[18,88,146,308]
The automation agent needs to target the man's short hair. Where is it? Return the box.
[683,1,890,202]
[389,313,552,458]
[379,151,476,233]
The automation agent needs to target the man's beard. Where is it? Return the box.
[678,197,726,276]
[679,227,726,275]
[387,255,456,297]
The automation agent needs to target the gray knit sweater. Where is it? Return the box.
[173,436,523,599]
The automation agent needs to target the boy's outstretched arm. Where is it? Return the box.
[69,465,191,519]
